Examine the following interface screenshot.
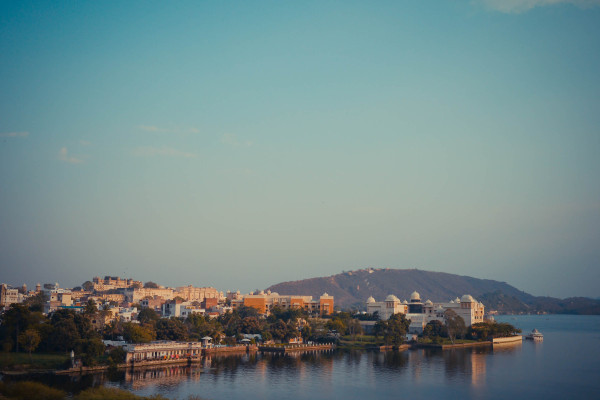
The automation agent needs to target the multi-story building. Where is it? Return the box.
[92,276,142,291]
[0,284,20,308]
[232,291,334,316]
[366,295,408,320]
[175,286,223,302]
[366,291,485,333]
[125,287,175,303]
[140,296,167,312]
[161,300,205,318]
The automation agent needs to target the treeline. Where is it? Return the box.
[0,300,356,367]
[0,299,117,367]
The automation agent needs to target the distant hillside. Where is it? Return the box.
[265,268,600,315]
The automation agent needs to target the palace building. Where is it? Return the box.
[366,291,485,333]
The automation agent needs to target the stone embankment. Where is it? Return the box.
[258,343,335,353]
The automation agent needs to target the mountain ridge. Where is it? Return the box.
[265,268,600,314]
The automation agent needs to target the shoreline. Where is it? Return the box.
[0,337,525,376]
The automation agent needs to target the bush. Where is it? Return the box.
[75,386,169,400]
[108,347,127,365]
[0,381,65,400]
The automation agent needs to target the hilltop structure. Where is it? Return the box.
[367,291,485,333]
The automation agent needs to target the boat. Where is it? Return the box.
[526,329,543,341]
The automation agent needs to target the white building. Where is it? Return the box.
[366,291,485,333]
[366,295,408,320]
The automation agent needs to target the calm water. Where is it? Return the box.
[6,315,600,399]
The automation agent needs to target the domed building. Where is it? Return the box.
[366,294,408,320]
[408,291,423,314]
[365,291,485,333]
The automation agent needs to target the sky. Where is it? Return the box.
[1,0,599,298]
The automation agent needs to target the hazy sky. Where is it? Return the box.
[1,1,599,298]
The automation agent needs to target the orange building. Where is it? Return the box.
[232,291,334,316]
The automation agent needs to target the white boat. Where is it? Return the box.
[526,328,543,341]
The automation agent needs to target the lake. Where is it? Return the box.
[6,315,600,399]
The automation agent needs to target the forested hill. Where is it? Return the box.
[265,269,600,314]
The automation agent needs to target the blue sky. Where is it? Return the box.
[1,0,599,298]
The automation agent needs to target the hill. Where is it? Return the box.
[265,268,600,314]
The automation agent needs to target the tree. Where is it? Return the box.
[469,321,521,340]
[444,310,466,344]
[236,306,259,319]
[347,319,363,341]
[422,320,447,340]
[156,319,188,341]
[374,314,410,346]
[0,304,45,353]
[270,320,288,341]
[240,317,262,334]
[137,308,160,324]
[82,281,94,291]
[108,346,126,365]
[23,291,48,312]
[123,322,154,343]
[144,281,159,289]
[84,299,98,317]
[325,319,346,335]
[75,338,105,366]
[18,329,41,360]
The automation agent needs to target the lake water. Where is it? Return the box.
[6,315,600,399]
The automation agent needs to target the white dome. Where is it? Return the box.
[367,296,376,303]
[425,299,433,305]
[410,291,421,301]
[402,300,408,304]
[455,297,461,303]
[449,300,454,303]
[461,294,474,303]
[385,294,400,302]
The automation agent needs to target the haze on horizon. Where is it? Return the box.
[1,1,599,299]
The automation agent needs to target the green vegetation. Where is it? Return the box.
[374,314,411,346]
[0,381,208,400]
[0,352,69,370]
[469,321,521,340]
[417,317,521,344]
[338,334,383,350]
[0,381,65,400]
[75,386,169,400]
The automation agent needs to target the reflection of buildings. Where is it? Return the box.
[367,291,485,333]
[124,365,202,390]
[470,351,486,386]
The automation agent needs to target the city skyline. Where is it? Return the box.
[1,1,599,298]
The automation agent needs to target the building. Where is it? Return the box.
[140,296,166,312]
[175,286,223,302]
[366,291,485,333]
[92,276,142,291]
[232,291,334,316]
[124,341,203,363]
[366,295,408,320]
[161,300,204,318]
[125,287,175,303]
[0,284,20,308]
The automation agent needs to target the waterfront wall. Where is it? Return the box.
[492,336,523,344]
